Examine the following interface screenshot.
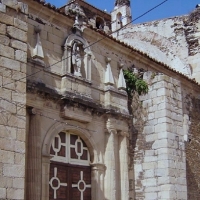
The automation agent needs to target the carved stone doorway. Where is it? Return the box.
[49,132,91,200]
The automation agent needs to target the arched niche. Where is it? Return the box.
[96,17,104,30]
[117,12,123,29]
[62,33,92,80]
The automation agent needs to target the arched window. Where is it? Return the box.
[96,17,104,30]
[49,132,91,200]
[117,12,123,28]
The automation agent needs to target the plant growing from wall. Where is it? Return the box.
[123,69,148,98]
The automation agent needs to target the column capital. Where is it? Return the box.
[107,128,117,135]
[91,163,106,172]
[119,131,129,137]
[27,107,40,115]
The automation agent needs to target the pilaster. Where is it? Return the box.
[104,128,119,200]
[134,74,187,199]
[91,163,106,200]
[26,108,42,200]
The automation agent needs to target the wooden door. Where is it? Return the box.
[49,132,91,200]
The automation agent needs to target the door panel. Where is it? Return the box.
[49,162,91,200]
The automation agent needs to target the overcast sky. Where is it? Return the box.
[45,0,200,23]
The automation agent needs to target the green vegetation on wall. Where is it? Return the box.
[123,69,148,98]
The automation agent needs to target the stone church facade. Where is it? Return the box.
[0,0,200,200]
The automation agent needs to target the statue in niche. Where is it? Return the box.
[71,41,83,77]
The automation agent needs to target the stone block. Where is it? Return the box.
[177,191,187,200]
[12,92,26,104]
[48,32,63,44]
[0,12,13,25]
[0,188,6,198]
[144,169,155,178]
[0,125,16,139]
[53,43,62,55]
[147,113,155,120]
[145,192,158,200]
[15,141,25,153]
[7,26,27,42]
[143,178,157,187]
[0,138,15,151]
[158,190,176,199]
[147,119,157,126]
[157,117,172,124]
[148,105,157,113]
[20,63,26,73]
[11,39,27,51]
[52,26,64,38]
[157,132,176,140]
[157,88,166,97]
[142,162,157,170]
[2,0,18,9]
[7,114,25,128]
[17,105,26,116]
[158,176,176,185]
[3,77,15,90]
[143,126,154,134]
[14,18,27,31]
[0,149,14,164]
[155,123,169,133]
[155,109,171,118]
[145,186,159,193]
[0,56,20,71]
[15,152,25,165]
[0,34,10,45]
[0,23,6,34]
[145,150,157,156]
[0,44,14,59]
[156,168,169,177]
[13,178,24,189]
[153,96,167,105]
[152,139,168,149]
[15,81,26,93]
[134,164,143,172]
[0,3,6,13]
[146,134,158,142]
[0,99,16,113]
[18,2,28,14]
[0,176,13,188]
[3,164,25,177]
[15,50,27,63]
[7,188,24,199]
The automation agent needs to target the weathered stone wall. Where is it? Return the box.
[133,73,187,200]
[0,0,28,199]
[114,7,200,83]
[116,17,192,77]
[182,90,200,199]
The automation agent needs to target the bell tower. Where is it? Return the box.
[111,0,132,35]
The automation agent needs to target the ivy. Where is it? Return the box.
[123,69,148,98]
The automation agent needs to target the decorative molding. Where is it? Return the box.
[32,26,44,60]
[117,63,126,91]
[104,57,115,86]
[60,106,92,123]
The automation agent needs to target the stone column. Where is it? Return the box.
[91,163,106,200]
[62,45,71,75]
[41,156,51,200]
[119,131,129,200]
[84,51,92,80]
[104,129,120,200]
[26,108,42,200]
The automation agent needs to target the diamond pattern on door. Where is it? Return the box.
[49,132,91,200]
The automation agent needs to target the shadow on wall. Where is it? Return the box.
[185,97,200,199]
